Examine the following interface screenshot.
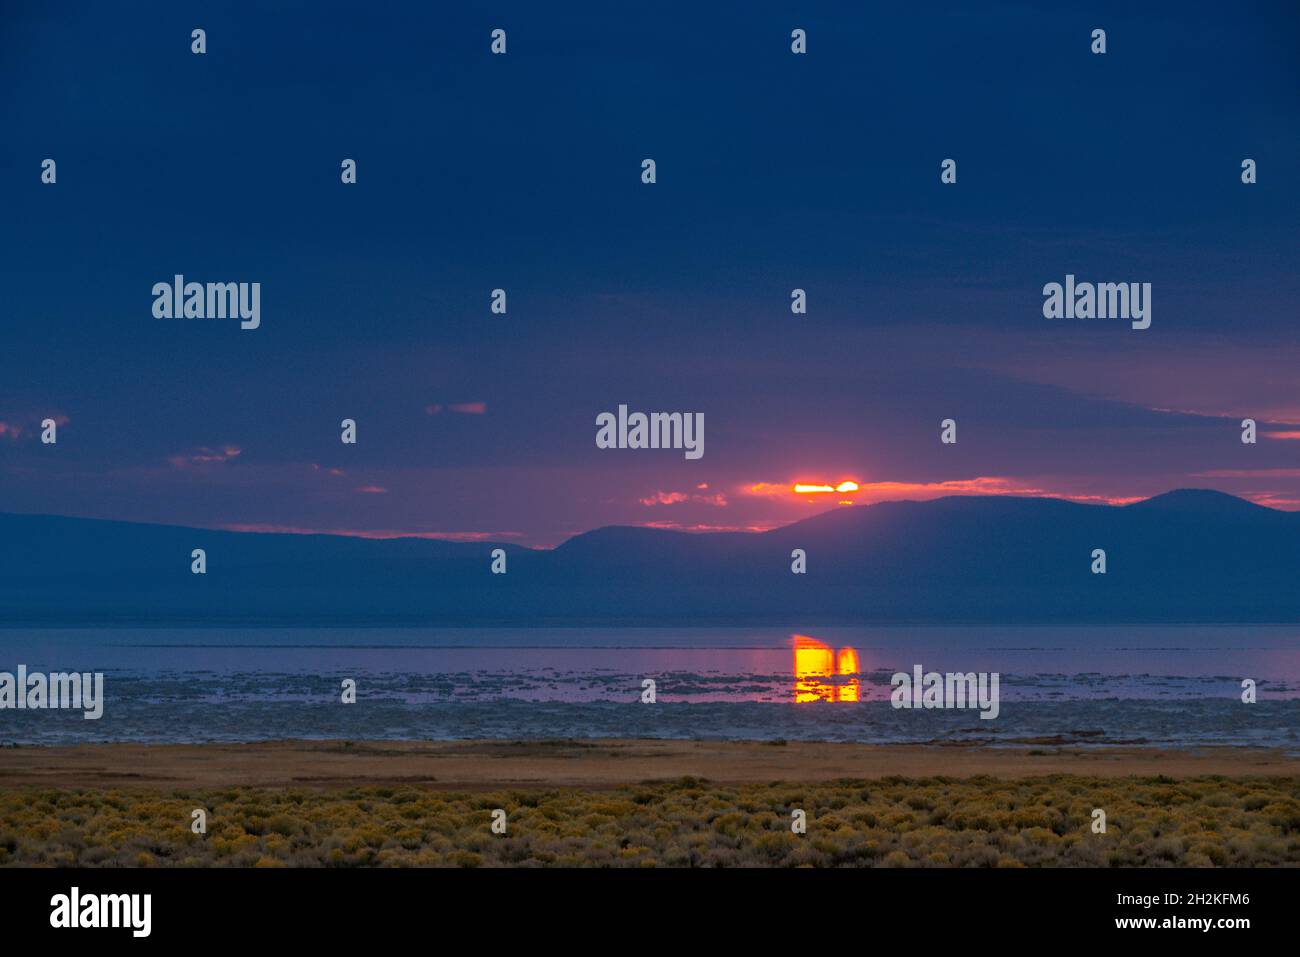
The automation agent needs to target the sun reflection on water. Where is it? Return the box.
[793,634,860,703]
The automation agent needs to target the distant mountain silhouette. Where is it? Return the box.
[2,490,1298,625]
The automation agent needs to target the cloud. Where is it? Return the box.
[426,402,488,415]
[744,476,1140,506]
[1244,493,1300,509]
[639,489,729,507]
[0,412,69,441]
[168,445,241,469]
[638,520,779,533]
[1196,468,1300,478]
[640,491,689,506]
[353,485,388,494]
[745,482,792,498]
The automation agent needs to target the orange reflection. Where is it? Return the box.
[793,634,860,703]
[836,647,860,701]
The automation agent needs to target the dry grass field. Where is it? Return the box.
[3,773,1298,868]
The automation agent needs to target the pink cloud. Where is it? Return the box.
[426,402,486,415]
[168,445,241,469]
[639,489,729,507]
[0,412,69,440]
[1196,468,1300,478]
[353,485,388,495]
[743,476,1141,507]
[639,520,781,533]
[640,491,689,506]
[1244,493,1300,509]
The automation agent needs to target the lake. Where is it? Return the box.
[1,625,1296,748]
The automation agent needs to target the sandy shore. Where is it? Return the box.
[1,739,1296,790]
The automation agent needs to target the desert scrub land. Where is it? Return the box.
[1,775,1298,867]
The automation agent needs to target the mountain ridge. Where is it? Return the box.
[1,490,1297,625]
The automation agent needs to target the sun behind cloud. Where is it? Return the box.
[794,481,859,494]
[788,480,861,503]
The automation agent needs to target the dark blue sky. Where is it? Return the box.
[2,0,1298,545]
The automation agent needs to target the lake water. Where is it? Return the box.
[1,626,1296,748]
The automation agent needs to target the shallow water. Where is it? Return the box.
[0,626,1296,747]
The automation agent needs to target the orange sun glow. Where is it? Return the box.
[793,480,859,504]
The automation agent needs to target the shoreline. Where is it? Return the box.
[1,739,1296,790]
